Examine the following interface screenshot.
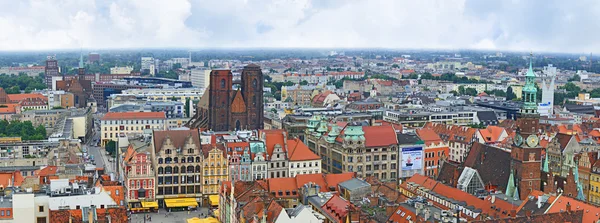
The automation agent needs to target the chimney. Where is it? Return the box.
[510,210,516,218]
[566,202,571,212]
[491,195,496,204]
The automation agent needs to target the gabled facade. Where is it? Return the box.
[151,129,203,207]
[123,145,156,210]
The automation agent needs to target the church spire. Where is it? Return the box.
[79,51,84,68]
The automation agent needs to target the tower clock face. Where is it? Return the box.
[526,135,539,148]
[513,134,523,146]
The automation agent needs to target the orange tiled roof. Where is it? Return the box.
[6,93,46,103]
[101,111,166,120]
[362,125,398,147]
[0,104,19,114]
[261,129,287,157]
[286,138,320,161]
[415,128,442,146]
[267,177,297,198]
[38,166,58,176]
[545,192,600,223]
[0,171,24,187]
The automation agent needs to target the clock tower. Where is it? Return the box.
[508,53,543,200]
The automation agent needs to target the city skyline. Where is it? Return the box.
[0,0,598,53]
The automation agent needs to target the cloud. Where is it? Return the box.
[0,0,596,53]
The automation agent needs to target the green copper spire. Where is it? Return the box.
[513,185,520,201]
[521,53,538,112]
[79,51,84,68]
[543,153,550,172]
[505,170,516,197]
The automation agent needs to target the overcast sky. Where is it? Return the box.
[0,0,597,53]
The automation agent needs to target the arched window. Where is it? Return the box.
[187,166,194,173]
[252,95,256,106]
[165,166,172,174]
[195,165,201,172]
[236,120,241,131]
[196,157,201,163]
[165,157,172,164]
[173,157,178,163]
[165,149,171,155]
[253,79,257,88]
[173,166,179,174]
[181,166,186,173]
[188,157,194,163]
[158,158,163,164]
[158,167,163,174]
[221,79,226,88]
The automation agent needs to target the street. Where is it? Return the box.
[87,112,114,174]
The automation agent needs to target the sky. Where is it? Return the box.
[0,0,597,53]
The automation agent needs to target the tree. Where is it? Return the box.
[52,106,64,109]
[299,80,309,86]
[568,74,581,82]
[184,98,191,118]
[105,140,117,155]
[458,86,466,95]
[264,75,273,83]
[449,90,459,96]
[270,108,277,113]
[172,63,182,70]
[506,86,516,101]
[465,88,478,96]
[391,64,400,69]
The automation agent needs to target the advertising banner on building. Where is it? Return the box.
[401,147,423,171]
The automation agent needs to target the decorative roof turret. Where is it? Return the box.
[543,153,550,172]
[326,124,341,143]
[343,123,365,142]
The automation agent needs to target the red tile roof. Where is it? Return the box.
[101,111,166,120]
[261,129,287,157]
[6,93,46,103]
[38,166,58,176]
[405,174,516,219]
[321,194,352,222]
[0,104,18,114]
[362,125,398,147]
[0,171,23,187]
[416,128,442,146]
[286,138,320,161]
[546,193,600,223]
[267,177,297,198]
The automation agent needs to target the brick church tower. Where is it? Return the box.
[189,64,264,131]
[508,54,542,200]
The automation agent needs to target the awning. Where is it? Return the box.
[165,198,198,208]
[187,217,220,223]
[141,201,159,208]
[209,195,219,206]
[213,209,220,219]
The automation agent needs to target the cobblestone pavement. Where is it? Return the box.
[129,207,214,223]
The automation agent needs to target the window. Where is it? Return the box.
[221,79,226,88]
[39,206,44,212]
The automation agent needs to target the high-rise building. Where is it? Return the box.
[538,64,556,117]
[190,68,211,89]
[44,56,59,89]
[88,52,100,63]
[507,55,542,200]
[141,57,155,74]
[187,64,264,131]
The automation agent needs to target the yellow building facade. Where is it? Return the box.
[590,166,600,205]
[201,146,228,206]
